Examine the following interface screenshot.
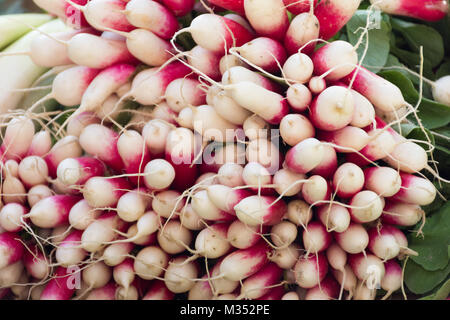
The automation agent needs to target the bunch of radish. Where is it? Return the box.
[0,0,447,300]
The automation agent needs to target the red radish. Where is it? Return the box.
[225,81,289,125]
[130,62,191,111]
[303,221,332,254]
[180,204,205,231]
[335,223,369,254]
[81,212,127,252]
[364,167,401,197]
[207,185,251,215]
[353,281,376,300]
[44,135,83,178]
[83,176,131,208]
[257,286,285,300]
[348,253,385,286]
[211,89,253,126]
[304,275,340,300]
[317,204,351,233]
[83,261,112,290]
[349,90,376,128]
[222,66,281,93]
[283,0,317,14]
[142,159,176,192]
[315,0,361,40]
[219,241,269,281]
[349,190,384,223]
[271,221,298,247]
[165,78,206,113]
[382,201,424,227]
[0,203,28,232]
[390,173,436,206]
[103,242,135,267]
[319,126,370,153]
[285,138,324,174]
[117,190,150,222]
[69,199,103,230]
[342,67,406,113]
[182,14,253,54]
[157,220,193,254]
[152,190,184,219]
[368,227,401,260]
[332,163,365,198]
[283,53,314,84]
[55,230,87,267]
[286,83,312,112]
[384,140,428,174]
[308,76,327,94]
[269,243,301,269]
[218,163,245,187]
[370,0,449,21]
[0,232,24,269]
[187,46,222,81]
[379,225,412,257]
[142,119,173,157]
[219,55,247,75]
[301,175,331,205]
[432,75,450,106]
[284,12,320,55]
[282,291,300,300]
[85,282,117,300]
[0,116,35,161]
[310,86,355,131]
[57,157,105,187]
[67,112,102,138]
[192,105,239,143]
[227,220,265,249]
[294,252,328,289]
[143,280,174,300]
[116,284,139,300]
[246,138,282,173]
[326,243,347,272]
[162,0,195,16]
[240,263,283,299]
[332,265,357,298]
[40,267,78,300]
[1,172,27,205]
[192,190,234,222]
[243,115,271,141]
[27,131,51,157]
[273,168,306,197]
[310,144,338,179]
[164,256,198,293]
[113,259,135,290]
[380,259,402,299]
[124,0,179,39]
[65,0,89,29]
[244,0,289,41]
[28,195,81,228]
[234,195,287,227]
[208,0,245,15]
[23,246,49,280]
[280,114,315,147]
[286,199,313,227]
[195,223,231,259]
[33,0,67,18]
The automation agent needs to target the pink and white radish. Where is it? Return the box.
[0,116,35,161]
[162,0,195,17]
[81,212,127,252]
[152,190,184,219]
[303,221,332,254]
[82,176,131,208]
[28,195,81,228]
[240,262,283,299]
[0,203,28,232]
[286,199,313,227]
[334,223,369,254]
[207,184,251,215]
[165,78,206,113]
[270,221,298,248]
[280,114,315,147]
[382,201,424,227]
[194,223,231,259]
[284,138,324,174]
[103,242,135,267]
[286,83,312,112]
[157,220,193,254]
[244,0,289,41]
[218,163,245,188]
[186,46,222,81]
[191,190,234,222]
[55,230,87,267]
[364,167,402,197]
[317,204,351,233]
[294,252,328,289]
[380,259,402,299]
[0,232,24,269]
[134,246,169,280]
[23,246,49,280]
[234,195,287,227]
[57,157,105,187]
[310,144,338,179]
[318,126,370,153]
[143,280,175,300]
[44,135,83,178]
[269,243,301,269]
[284,12,320,55]
[370,0,449,21]
[66,112,101,138]
[332,163,365,199]
[68,199,103,230]
[304,275,340,300]
[301,175,331,205]
[40,267,78,300]
[390,173,436,206]
[273,168,306,197]
[142,119,173,158]
[164,256,198,294]
[349,190,384,223]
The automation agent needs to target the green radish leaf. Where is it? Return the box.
[433,279,450,300]
[408,201,450,271]
[379,70,450,129]
[391,18,444,68]
[436,61,450,79]
[405,259,450,295]
[427,15,450,52]
[346,10,391,73]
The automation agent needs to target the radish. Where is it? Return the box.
[364,167,402,197]
[103,242,135,267]
[0,203,28,232]
[301,175,331,205]
[384,140,428,174]
[162,0,195,17]
[308,76,327,94]
[83,261,112,290]
[0,116,35,161]
[326,243,347,272]
[219,241,269,281]
[390,173,436,206]
[113,259,135,291]
[282,53,314,84]
[201,142,246,174]
[234,195,287,227]
[164,256,198,293]
[55,230,87,267]
[180,204,205,231]
[304,275,340,300]
[382,201,424,227]
[22,246,49,280]
[85,282,117,300]
[367,227,400,261]
[280,114,315,147]
[192,105,239,143]
[319,126,370,153]
[245,139,282,175]
[211,90,252,126]
[195,223,231,259]
[240,263,283,299]
[0,232,24,269]
[57,157,105,187]
[243,115,271,141]
[157,220,193,254]
[270,221,298,247]
[283,0,317,14]
[244,0,289,41]
[1,172,27,205]
[207,184,251,214]
[69,199,103,230]
[180,14,253,53]
[432,75,450,106]
[44,135,83,178]
[117,190,150,222]
[143,159,176,191]
[285,138,324,174]
[342,67,406,113]
[303,221,332,254]
[222,66,281,93]
[348,253,385,287]
[282,291,300,300]
[269,243,301,269]
[50,224,71,246]
[273,168,306,197]
[233,37,287,73]
[165,78,206,113]
[380,259,402,299]
[65,0,89,29]
[116,284,139,300]
[349,191,384,223]
[191,190,235,222]
[227,220,264,249]
[124,0,179,39]
[142,120,173,157]
[0,261,23,288]
[26,131,51,158]
[40,267,78,300]
[286,199,313,227]
[284,12,320,55]
[126,223,157,246]
[83,176,131,208]
[81,212,127,252]
[152,190,184,219]
[219,55,247,75]
[294,252,328,289]
[370,0,449,21]
[310,144,338,179]
[314,0,361,40]
[349,90,376,128]
[332,265,357,298]
[143,280,175,300]
[335,223,369,254]
[286,83,312,112]
[218,163,245,188]
[67,112,102,138]
[317,204,351,233]
[208,0,245,15]
[117,130,151,186]
[332,163,365,199]
[28,195,81,228]
[257,286,285,300]
[187,46,222,81]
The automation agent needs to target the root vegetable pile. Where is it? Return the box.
[0,0,448,301]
